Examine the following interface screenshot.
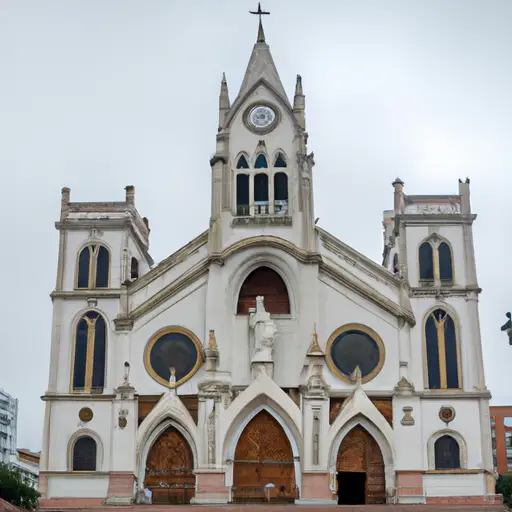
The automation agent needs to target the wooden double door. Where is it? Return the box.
[336,425,386,504]
[144,425,195,504]
[233,410,296,502]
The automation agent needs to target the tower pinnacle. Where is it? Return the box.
[249,3,270,43]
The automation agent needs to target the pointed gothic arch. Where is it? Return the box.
[75,243,111,289]
[418,234,454,283]
[423,306,462,390]
[222,375,303,496]
[136,394,199,491]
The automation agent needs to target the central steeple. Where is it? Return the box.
[208,5,316,257]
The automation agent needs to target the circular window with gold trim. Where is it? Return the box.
[144,327,203,388]
[326,324,385,384]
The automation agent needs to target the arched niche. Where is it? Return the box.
[237,266,290,315]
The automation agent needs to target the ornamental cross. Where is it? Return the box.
[249,2,270,22]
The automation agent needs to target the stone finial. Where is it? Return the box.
[125,185,135,205]
[458,177,471,214]
[142,216,150,233]
[351,366,362,386]
[295,74,303,97]
[392,178,405,214]
[208,329,218,351]
[61,187,70,212]
[307,325,323,356]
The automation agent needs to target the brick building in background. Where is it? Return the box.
[490,406,512,475]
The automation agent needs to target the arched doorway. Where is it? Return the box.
[143,425,195,504]
[232,410,296,503]
[237,267,290,315]
[336,425,386,504]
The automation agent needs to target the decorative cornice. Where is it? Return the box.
[409,286,482,298]
[129,230,208,293]
[130,260,210,323]
[41,393,117,401]
[319,264,415,326]
[51,289,122,300]
[416,389,491,399]
[396,213,477,225]
[114,317,134,332]
[212,235,322,266]
[232,216,292,227]
[317,227,401,289]
[210,155,227,167]
[55,217,153,266]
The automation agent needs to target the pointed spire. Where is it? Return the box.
[218,72,230,130]
[293,74,305,129]
[307,324,323,356]
[233,3,289,107]
[257,18,265,42]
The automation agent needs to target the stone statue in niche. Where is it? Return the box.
[249,296,277,363]
[168,366,177,393]
[501,312,512,345]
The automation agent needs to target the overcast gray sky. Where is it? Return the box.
[1,0,511,451]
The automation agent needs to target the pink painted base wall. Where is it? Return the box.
[301,472,333,500]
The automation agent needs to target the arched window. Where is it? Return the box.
[425,309,460,389]
[274,152,287,168]
[237,267,290,315]
[77,245,110,289]
[434,435,460,470]
[254,173,269,215]
[419,242,434,280]
[274,172,288,215]
[236,155,249,169]
[255,154,268,169]
[236,174,250,216]
[130,257,139,280]
[392,253,399,274]
[72,436,97,471]
[438,242,453,281]
[418,238,453,283]
[72,311,107,393]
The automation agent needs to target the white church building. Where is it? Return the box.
[39,13,499,508]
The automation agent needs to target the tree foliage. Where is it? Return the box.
[0,463,40,511]
[496,473,512,507]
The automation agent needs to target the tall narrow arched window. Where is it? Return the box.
[236,174,250,216]
[254,173,269,215]
[274,152,287,168]
[419,242,434,280]
[434,435,460,470]
[418,238,454,284]
[236,155,249,169]
[72,311,107,393]
[72,436,97,471]
[255,154,268,169]
[130,257,139,280]
[237,266,290,315]
[438,242,453,281]
[425,309,460,390]
[274,172,288,215]
[76,245,110,289]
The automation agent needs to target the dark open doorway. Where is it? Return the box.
[337,471,366,505]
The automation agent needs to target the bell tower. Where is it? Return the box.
[208,4,317,256]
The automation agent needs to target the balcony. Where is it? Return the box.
[233,201,292,227]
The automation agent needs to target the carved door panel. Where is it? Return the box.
[144,426,195,503]
[233,410,295,499]
[336,426,386,504]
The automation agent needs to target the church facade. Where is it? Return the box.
[39,18,497,508]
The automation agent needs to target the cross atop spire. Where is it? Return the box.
[249,2,270,43]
